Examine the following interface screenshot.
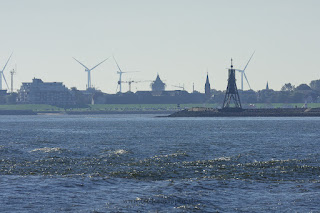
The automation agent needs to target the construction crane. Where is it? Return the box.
[121,80,152,92]
[171,84,185,91]
[113,56,140,93]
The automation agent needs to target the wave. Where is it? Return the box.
[30,147,69,153]
[214,156,231,161]
[113,149,128,155]
[152,151,188,159]
[1,152,319,182]
[101,149,129,157]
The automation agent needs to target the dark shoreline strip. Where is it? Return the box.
[0,110,37,115]
[168,108,320,117]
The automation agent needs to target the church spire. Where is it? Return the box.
[266,81,269,90]
[205,72,211,97]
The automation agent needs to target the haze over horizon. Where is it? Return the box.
[0,0,319,93]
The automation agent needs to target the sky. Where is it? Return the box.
[0,0,319,93]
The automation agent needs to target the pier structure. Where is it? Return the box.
[222,59,242,110]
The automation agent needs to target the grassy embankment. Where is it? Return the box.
[0,103,319,111]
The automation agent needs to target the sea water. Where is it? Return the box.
[0,114,320,212]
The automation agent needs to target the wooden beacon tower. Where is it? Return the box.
[222,59,242,111]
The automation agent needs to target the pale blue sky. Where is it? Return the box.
[0,0,319,93]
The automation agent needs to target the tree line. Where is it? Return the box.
[210,79,320,104]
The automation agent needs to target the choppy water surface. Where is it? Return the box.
[0,114,320,212]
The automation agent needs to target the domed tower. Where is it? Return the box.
[151,74,166,91]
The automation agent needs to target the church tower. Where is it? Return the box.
[205,73,211,97]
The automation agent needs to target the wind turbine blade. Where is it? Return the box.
[243,51,255,72]
[73,57,90,70]
[90,57,109,71]
[113,56,122,72]
[3,74,9,90]
[2,52,13,72]
[243,72,252,90]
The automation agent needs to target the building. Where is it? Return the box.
[98,90,206,104]
[205,73,211,97]
[17,78,74,106]
[151,74,166,91]
[0,90,7,96]
[0,90,8,104]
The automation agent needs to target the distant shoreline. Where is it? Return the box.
[0,110,176,115]
[168,108,320,117]
[1,102,320,116]
[0,110,37,115]
[64,110,176,115]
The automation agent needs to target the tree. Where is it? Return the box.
[238,90,258,103]
[210,89,225,104]
[92,91,105,104]
[289,91,305,103]
[258,89,275,103]
[281,83,295,91]
[274,91,290,103]
[296,84,311,91]
[310,79,320,92]
[70,87,87,107]
[6,93,17,104]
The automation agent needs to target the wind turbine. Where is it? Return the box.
[0,53,13,90]
[73,57,109,89]
[234,51,255,90]
[113,56,139,93]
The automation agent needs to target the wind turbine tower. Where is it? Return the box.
[0,53,13,90]
[73,57,109,89]
[113,56,124,93]
[234,51,255,90]
[113,56,139,93]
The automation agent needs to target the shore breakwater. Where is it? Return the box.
[169,108,320,117]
